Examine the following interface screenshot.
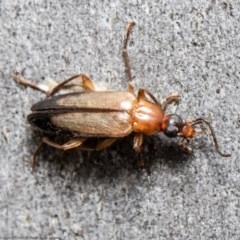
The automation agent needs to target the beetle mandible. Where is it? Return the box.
[13,20,231,167]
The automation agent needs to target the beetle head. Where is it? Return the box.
[162,114,196,139]
[161,114,231,157]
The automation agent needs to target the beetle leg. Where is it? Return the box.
[162,93,181,112]
[12,73,95,96]
[122,20,136,91]
[137,88,160,105]
[48,73,95,96]
[133,134,149,172]
[43,137,117,151]
[31,140,44,171]
[133,133,143,152]
[133,133,146,170]
[31,138,116,169]
[138,88,180,109]
[179,138,193,154]
[42,137,86,150]
[75,138,118,151]
[94,138,117,150]
[12,74,50,94]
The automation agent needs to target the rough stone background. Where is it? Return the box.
[0,0,239,239]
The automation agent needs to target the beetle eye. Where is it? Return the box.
[164,114,183,138]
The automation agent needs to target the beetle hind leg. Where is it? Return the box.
[12,73,95,96]
[12,74,49,95]
[42,137,87,150]
[49,73,95,96]
[31,137,117,170]
[43,136,117,151]
[31,138,83,171]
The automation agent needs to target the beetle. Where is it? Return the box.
[12,20,231,167]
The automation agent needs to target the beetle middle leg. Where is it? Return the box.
[133,133,148,171]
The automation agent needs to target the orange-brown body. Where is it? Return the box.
[132,97,164,135]
[28,90,165,138]
[12,20,230,161]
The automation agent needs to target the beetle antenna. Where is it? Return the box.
[192,118,231,157]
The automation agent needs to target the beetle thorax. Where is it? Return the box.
[132,98,164,135]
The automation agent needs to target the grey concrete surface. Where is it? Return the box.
[1,0,240,239]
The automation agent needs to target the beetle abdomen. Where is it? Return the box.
[28,91,137,138]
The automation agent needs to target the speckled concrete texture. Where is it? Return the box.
[0,1,240,239]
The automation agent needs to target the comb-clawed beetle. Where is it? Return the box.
[13,20,231,168]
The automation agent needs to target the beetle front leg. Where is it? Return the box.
[137,89,160,105]
[179,138,193,154]
[162,93,181,112]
